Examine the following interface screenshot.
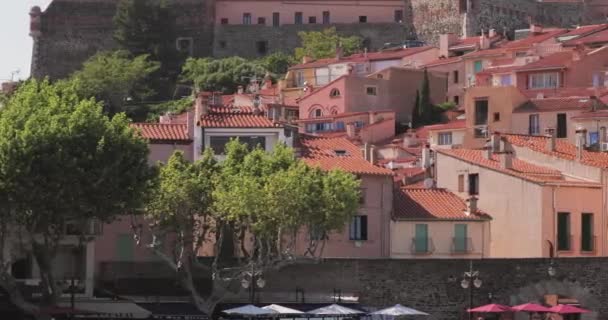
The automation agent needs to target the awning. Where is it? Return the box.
[59,300,152,319]
[138,302,209,320]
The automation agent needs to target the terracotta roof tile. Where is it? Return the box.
[564,28,608,46]
[394,187,490,220]
[514,97,603,113]
[500,29,568,49]
[558,24,608,39]
[290,47,434,69]
[199,106,279,128]
[436,148,601,186]
[513,51,573,71]
[423,119,467,131]
[504,134,608,169]
[131,123,190,142]
[424,56,463,67]
[299,135,393,176]
[462,48,507,59]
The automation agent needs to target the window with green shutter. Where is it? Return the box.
[116,234,134,261]
[454,224,468,253]
[581,213,593,252]
[414,224,428,253]
[474,60,483,74]
[557,212,570,251]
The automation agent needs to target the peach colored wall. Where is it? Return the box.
[426,60,465,106]
[299,78,348,119]
[215,0,404,25]
[463,86,529,148]
[390,220,490,258]
[542,186,604,257]
[436,152,546,258]
[399,48,440,69]
[511,110,584,143]
[148,143,194,164]
[293,174,393,258]
[285,68,317,88]
[429,129,465,148]
[359,118,396,144]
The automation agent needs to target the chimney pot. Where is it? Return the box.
[370,145,376,165]
[499,152,513,169]
[545,128,556,152]
[421,144,431,168]
[346,123,356,139]
[466,196,478,215]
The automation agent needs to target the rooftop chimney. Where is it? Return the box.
[195,92,210,121]
[530,24,543,34]
[479,31,491,50]
[237,85,244,94]
[466,196,478,216]
[302,55,312,64]
[368,112,377,125]
[489,28,497,38]
[346,123,356,139]
[482,146,492,160]
[439,33,459,58]
[576,127,587,160]
[369,145,376,165]
[363,143,370,161]
[421,144,431,169]
[336,44,344,60]
[499,152,513,169]
[545,127,556,152]
[573,44,585,61]
[490,131,501,153]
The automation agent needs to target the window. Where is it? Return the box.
[394,9,403,22]
[454,96,460,105]
[366,86,377,96]
[257,17,266,25]
[323,11,330,24]
[209,136,266,155]
[493,112,500,122]
[272,12,280,27]
[528,72,559,89]
[515,51,527,57]
[453,70,459,84]
[473,60,483,74]
[468,173,479,195]
[295,71,305,87]
[474,99,488,125]
[243,13,252,25]
[311,108,323,118]
[590,131,599,145]
[557,212,571,251]
[593,73,601,87]
[220,18,229,24]
[499,74,512,86]
[458,174,464,192]
[308,16,316,24]
[438,132,453,145]
[330,88,341,97]
[414,224,429,253]
[557,113,567,138]
[295,12,303,24]
[359,16,367,23]
[581,213,594,252]
[116,234,134,261]
[349,216,367,241]
[176,37,193,55]
[256,41,268,55]
[529,114,540,135]
[453,224,468,253]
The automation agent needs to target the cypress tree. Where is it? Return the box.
[411,90,420,128]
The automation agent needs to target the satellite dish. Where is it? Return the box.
[423,178,434,189]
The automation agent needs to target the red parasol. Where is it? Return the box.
[548,304,591,314]
[468,304,513,313]
[511,303,552,313]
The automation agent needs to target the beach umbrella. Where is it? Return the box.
[223,304,278,316]
[371,304,429,316]
[467,304,512,313]
[511,303,551,313]
[262,304,304,315]
[548,304,591,314]
[309,304,364,316]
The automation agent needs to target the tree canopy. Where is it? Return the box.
[294,27,362,61]
[257,52,295,77]
[68,50,160,116]
[181,57,267,93]
[0,79,154,305]
[143,140,360,313]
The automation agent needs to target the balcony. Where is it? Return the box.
[410,237,435,255]
[581,235,597,253]
[451,237,474,254]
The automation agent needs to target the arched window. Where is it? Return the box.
[330,88,341,98]
[310,108,323,118]
[331,109,338,115]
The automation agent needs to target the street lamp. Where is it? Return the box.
[461,260,482,320]
[241,264,265,304]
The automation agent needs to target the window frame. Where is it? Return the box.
[365,86,377,96]
[272,12,280,27]
[438,132,453,145]
[358,16,367,23]
[349,215,368,241]
[529,114,540,135]
[294,12,303,24]
[528,72,559,89]
[468,173,479,195]
[323,11,330,24]
[557,212,571,251]
[243,13,252,25]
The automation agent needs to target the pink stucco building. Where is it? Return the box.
[215,0,406,26]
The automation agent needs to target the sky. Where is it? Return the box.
[0,0,53,84]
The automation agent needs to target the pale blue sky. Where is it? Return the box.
[0,0,52,84]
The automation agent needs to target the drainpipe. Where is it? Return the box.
[602,171,607,256]
[552,185,558,258]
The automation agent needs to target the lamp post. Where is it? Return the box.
[241,264,265,304]
[461,260,482,320]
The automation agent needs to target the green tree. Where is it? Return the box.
[143,140,360,314]
[68,50,160,116]
[419,68,431,124]
[294,27,362,61]
[411,89,421,128]
[181,57,267,93]
[0,79,153,306]
[257,52,295,77]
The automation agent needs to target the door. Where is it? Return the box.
[454,224,468,253]
[414,224,428,253]
[557,113,567,138]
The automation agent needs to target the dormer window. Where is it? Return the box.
[334,149,348,156]
[330,88,341,98]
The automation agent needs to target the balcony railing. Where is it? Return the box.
[410,237,435,255]
[451,237,474,254]
[581,235,597,253]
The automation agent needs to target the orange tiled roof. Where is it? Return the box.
[514,96,602,113]
[393,187,490,220]
[564,28,608,46]
[558,24,608,39]
[424,56,463,67]
[500,29,568,49]
[290,47,434,69]
[199,106,279,128]
[436,148,601,186]
[462,48,507,59]
[298,135,393,176]
[423,119,467,131]
[514,51,573,71]
[131,123,190,142]
[504,134,608,169]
